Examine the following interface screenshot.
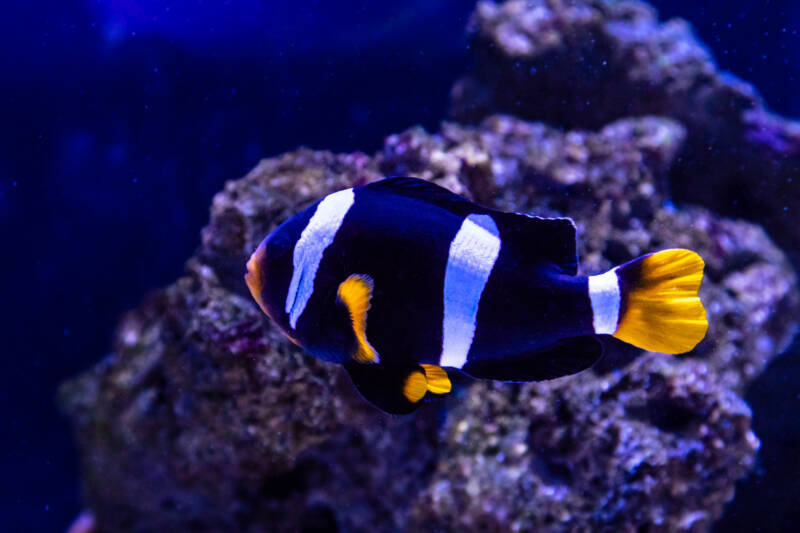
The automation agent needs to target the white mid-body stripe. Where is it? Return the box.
[588,269,620,334]
[440,214,501,368]
[285,188,355,329]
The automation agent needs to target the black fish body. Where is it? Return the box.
[246,178,707,414]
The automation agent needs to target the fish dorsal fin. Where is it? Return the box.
[462,336,603,382]
[337,274,379,363]
[495,214,578,276]
[363,177,578,275]
[363,177,482,217]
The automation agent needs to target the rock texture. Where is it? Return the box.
[452,0,800,267]
[60,1,800,532]
[61,114,798,532]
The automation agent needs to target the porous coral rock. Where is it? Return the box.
[61,114,798,532]
[60,1,800,531]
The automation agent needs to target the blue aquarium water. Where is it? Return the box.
[2,1,799,532]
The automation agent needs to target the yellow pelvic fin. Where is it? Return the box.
[403,370,428,403]
[613,249,708,354]
[421,364,452,394]
[245,242,270,317]
[337,274,379,363]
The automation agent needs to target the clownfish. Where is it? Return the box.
[245,178,707,414]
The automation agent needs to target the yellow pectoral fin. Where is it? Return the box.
[421,364,452,394]
[337,274,379,363]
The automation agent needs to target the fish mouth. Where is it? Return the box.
[245,241,271,317]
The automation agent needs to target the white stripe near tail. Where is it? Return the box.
[588,268,621,335]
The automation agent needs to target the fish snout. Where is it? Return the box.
[245,241,270,316]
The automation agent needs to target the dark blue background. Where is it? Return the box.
[2,1,798,531]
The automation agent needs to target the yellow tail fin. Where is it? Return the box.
[613,249,707,354]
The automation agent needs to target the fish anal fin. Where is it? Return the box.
[462,336,603,382]
[421,364,452,394]
[337,274,379,363]
[344,363,428,415]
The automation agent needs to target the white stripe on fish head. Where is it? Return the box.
[440,213,501,369]
[285,188,355,329]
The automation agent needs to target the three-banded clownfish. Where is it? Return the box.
[245,177,707,414]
